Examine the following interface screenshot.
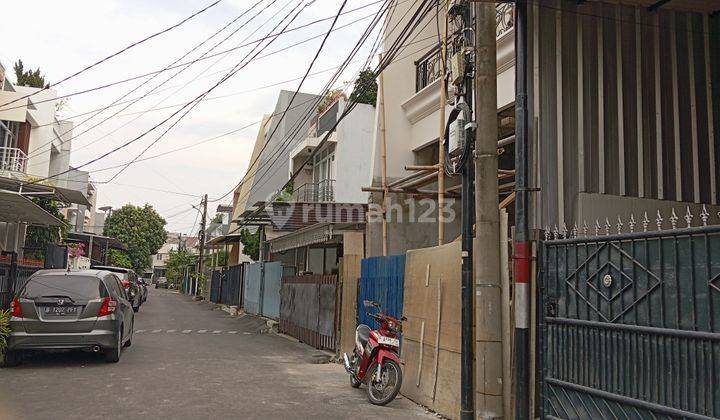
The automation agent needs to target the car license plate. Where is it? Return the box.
[44,306,79,316]
[377,336,399,347]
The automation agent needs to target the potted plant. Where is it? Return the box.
[0,309,11,365]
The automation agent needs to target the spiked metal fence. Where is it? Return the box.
[539,204,720,419]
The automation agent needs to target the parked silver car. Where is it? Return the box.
[2,269,135,366]
[155,277,168,289]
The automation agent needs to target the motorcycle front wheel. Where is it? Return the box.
[366,359,403,405]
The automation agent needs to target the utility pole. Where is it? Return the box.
[513,1,531,418]
[474,1,503,418]
[444,2,476,419]
[196,194,208,297]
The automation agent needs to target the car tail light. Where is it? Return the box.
[98,297,117,317]
[10,297,22,317]
[121,280,131,290]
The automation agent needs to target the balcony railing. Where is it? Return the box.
[0,147,28,173]
[415,2,515,92]
[291,179,335,203]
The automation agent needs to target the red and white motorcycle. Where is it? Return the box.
[343,300,405,405]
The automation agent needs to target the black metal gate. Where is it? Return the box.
[540,225,720,419]
[209,264,245,306]
[0,252,40,309]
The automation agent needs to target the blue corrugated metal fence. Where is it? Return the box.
[358,254,405,328]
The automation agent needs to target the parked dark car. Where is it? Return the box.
[2,269,134,366]
[91,266,142,312]
[137,278,149,302]
[155,277,168,289]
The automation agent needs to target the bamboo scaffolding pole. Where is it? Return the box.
[402,171,442,190]
[405,164,440,171]
[386,169,433,188]
[499,191,516,210]
[378,52,388,257]
[362,186,460,199]
[438,0,448,246]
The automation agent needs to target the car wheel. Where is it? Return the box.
[0,350,21,368]
[123,320,133,348]
[105,328,122,363]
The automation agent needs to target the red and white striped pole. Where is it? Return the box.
[513,1,531,418]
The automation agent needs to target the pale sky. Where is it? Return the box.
[0,0,382,234]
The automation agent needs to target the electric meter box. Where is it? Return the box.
[448,113,466,156]
[450,52,465,86]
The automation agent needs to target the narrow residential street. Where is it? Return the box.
[0,289,434,420]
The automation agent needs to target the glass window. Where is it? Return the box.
[20,275,106,300]
[307,247,324,274]
[324,247,338,275]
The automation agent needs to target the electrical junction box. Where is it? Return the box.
[448,113,466,156]
[450,51,465,86]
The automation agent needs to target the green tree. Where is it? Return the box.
[107,249,132,269]
[204,250,228,267]
[103,204,166,273]
[239,228,260,261]
[349,68,377,106]
[25,198,70,260]
[13,60,49,88]
[165,248,196,288]
[317,89,343,113]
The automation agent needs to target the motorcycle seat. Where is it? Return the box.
[356,324,371,347]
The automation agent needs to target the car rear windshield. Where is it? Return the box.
[20,275,106,300]
[94,267,130,280]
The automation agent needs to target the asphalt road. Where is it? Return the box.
[0,288,435,420]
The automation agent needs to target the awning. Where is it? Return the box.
[0,190,62,226]
[206,233,244,246]
[268,222,364,253]
[0,176,91,206]
[67,232,126,251]
[269,223,334,253]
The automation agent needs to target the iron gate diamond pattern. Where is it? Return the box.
[564,242,661,322]
[710,272,720,293]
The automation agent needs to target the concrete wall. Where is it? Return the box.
[20,86,59,179]
[246,91,319,208]
[334,103,375,204]
[65,168,90,232]
[363,1,515,258]
[366,191,462,257]
[50,120,73,188]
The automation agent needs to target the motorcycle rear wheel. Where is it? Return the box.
[366,359,402,405]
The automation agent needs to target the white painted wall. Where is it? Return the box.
[334,103,375,203]
[372,1,515,182]
[20,86,58,179]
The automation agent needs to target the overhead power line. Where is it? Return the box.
[0,0,221,109]
[56,35,436,180]
[26,0,268,159]
[33,0,311,186]
[227,0,436,234]
[210,0,393,205]
[0,0,388,112]
[104,0,314,182]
